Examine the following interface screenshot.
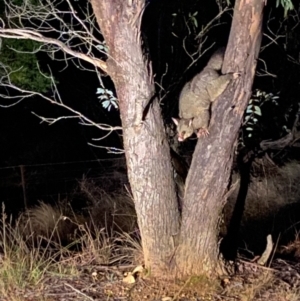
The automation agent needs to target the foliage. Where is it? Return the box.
[96,87,118,111]
[239,89,283,147]
[0,0,54,94]
[244,89,280,136]
[276,0,294,16]
[0,39,53,93]
[96,41,109,53]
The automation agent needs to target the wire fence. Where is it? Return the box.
[0,157,129,215]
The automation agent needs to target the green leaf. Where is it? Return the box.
[246,107,253,114]
[253,106,262,116]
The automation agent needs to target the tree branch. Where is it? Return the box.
[0,28,108,73]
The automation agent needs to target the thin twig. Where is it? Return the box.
[64,283,95,301]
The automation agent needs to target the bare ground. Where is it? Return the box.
[2,256,300,301]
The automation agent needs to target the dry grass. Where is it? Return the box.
[79,176,137,234]
[0,179,142,301]
[0,206,54,299]
[1,176,300,301]
[0,209,143,300]
[232,271,274,301]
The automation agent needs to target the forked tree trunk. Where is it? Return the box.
[173,0,264,276]
[91,0,180,273]
[91,0,264,277]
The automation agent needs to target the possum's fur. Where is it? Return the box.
[173,48,237,141]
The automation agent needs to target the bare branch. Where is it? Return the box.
[0,28,108,72]
[0,0,111,72]
[0,0,123,143]
[260,133,293,151]
[183,8,229,73]
[0,73,122,137]
[256,58,277,78]
[87,143,124,154]
[195,7,230,39]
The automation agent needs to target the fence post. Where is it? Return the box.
[20,165,27,209]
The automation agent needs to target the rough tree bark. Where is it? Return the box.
[91,0,180,273]
[91,0,264,277]
[173,0,265,276]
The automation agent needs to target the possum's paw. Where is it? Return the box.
[197,128,210,138]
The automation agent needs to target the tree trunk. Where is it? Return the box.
[91,0,265,278]
[173,0,264,276]
[91,0,180,273]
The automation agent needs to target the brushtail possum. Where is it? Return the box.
[172,48,239,142]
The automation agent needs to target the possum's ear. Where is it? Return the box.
[172,117,179,126]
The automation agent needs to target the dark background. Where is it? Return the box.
[0,0,299,216]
